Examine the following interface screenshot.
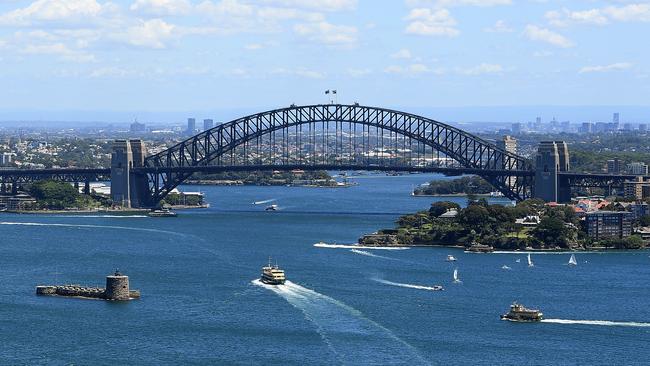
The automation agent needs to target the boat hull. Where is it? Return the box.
[260,277,285,285]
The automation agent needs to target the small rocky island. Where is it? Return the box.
[36,271,140,301]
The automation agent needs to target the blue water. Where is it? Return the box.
[1,173,649,365]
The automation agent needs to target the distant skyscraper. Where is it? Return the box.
[203,119,214,131]
[497,135,517,155]
[581,122,592,134]
[639,123,648,132]
[187,118,196,134]
[613,113,620,124]
[623,123,632,131]
[536,117,542,125]
[130,120,146,133]
[511,122,522,134]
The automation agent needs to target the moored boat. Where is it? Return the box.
[501,302,543,322]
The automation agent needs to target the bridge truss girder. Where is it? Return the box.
[143,104,535,206]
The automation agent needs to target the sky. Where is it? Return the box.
[0,0,649,123]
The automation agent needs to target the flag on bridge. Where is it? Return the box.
[325,90,330,94]
[332,90,337,94]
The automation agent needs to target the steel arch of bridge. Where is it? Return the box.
[142,104,534,205]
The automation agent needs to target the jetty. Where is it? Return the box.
[36,271,140,301]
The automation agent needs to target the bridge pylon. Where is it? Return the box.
[534,141,571,203]
[111,139,149,208]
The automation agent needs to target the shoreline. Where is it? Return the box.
[332,242,648,253]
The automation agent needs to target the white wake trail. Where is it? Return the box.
[372,278,443,292]
[350,249,397,260]
[542,319,650,328]
[253,198,276,205]
[252,280,429,365]
[314,243,409,251]
[0,221,182,236]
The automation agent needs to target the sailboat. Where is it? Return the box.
[527,253,534,267]
[515,258,521,263]
[453,269,461,283]
[568,253,577,266]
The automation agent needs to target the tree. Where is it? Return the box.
[532,217,567,247]
[429,201,461,217]
[29,180,80,209]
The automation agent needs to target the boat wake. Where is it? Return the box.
[54,215,148,218]
[541,319,650,328]
[252,279,429,365]
[372,278,443,292]
[350,249,398,260]
[253,198,276,205]
[0,221,184,236]
[314,243,409,250]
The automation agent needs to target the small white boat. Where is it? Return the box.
[453,269,461,283]
[265,204,278,211]
[515,258,521,263]
[527,253,534,267]
[568,253,577,266]
[501,265,512,270]
[446,255,457,262]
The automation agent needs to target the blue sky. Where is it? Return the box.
[0,0,649,121]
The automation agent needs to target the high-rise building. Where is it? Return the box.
[607,158,622,174]
[623,123,632,131]
[581,122,592,133]
[187,118,196,134]
[639,124,648,132]
[497,135,517,155]
[203,119,214,131]
[585,211,632,240]
[613,112,620,124]
[624,177,650,199]
[130,120,146,133]
[627,162,649,175]
[511,123,522,134]
[0,152,12,166]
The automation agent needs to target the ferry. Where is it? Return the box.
[501,302,543,322]
[147,209,177,217]
[265,204,278,211]
[261,258,286,285]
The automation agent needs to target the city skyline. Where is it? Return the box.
[0,0,649,119]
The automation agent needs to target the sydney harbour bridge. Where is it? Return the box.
[0,104,640,208]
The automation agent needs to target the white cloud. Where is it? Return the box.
[261,0,357,12]
[294,21,357,45]
[272,67,326,78]
[0,0,106,26]
[130,0,192,16]
[459,63,503,75]
[384,63,434,76]
[404,8,459,37]
[390,48,412,59]
[545,4,650,27]
[122,18,176,48]
[484,19,513,32]
[347,68,371,77]
[405,0,510,8]
[524,25,573,48]
[545,8,608,27]
[579,62,632,74]
[21,42,96,63]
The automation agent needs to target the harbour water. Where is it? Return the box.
[1,173,649,365]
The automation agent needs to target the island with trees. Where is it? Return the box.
[413,176,494,196]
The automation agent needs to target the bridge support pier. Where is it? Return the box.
[111,139,148,208]
[534,141,571,203]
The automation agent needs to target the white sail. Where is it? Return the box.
[527,253,534,267]
[568,253,577,266]
[453,269,460,283]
